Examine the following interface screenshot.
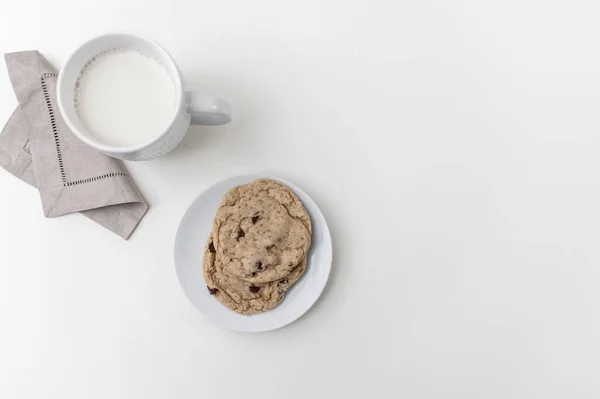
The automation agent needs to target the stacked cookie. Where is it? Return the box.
[203,179,312,315]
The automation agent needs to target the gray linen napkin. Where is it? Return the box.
[0,51,148,239]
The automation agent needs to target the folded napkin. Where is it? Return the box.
[0,51,148,239]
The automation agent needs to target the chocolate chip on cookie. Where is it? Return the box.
[236,228,245,239]
[208,241,216,253]
[276,279,289,293]
[249,285,260,293]
[256,261,263,270]
[207,286,218,295]
[252,215,260,224]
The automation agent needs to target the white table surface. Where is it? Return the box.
[2,1,600,398]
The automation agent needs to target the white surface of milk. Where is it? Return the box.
[75,49,177,147]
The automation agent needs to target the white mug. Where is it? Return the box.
[57,33,232,161]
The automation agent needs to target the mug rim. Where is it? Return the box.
[57,32,185,155]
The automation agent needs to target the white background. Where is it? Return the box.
[1,0,600,398]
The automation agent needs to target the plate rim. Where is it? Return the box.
[174,174,333,332]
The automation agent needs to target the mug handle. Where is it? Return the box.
[186,92,232,126]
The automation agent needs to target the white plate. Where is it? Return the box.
[174,175,332,332]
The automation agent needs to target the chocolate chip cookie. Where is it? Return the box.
[203,179,312,315]
[212,179,311,284]
[203,234,307,315]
